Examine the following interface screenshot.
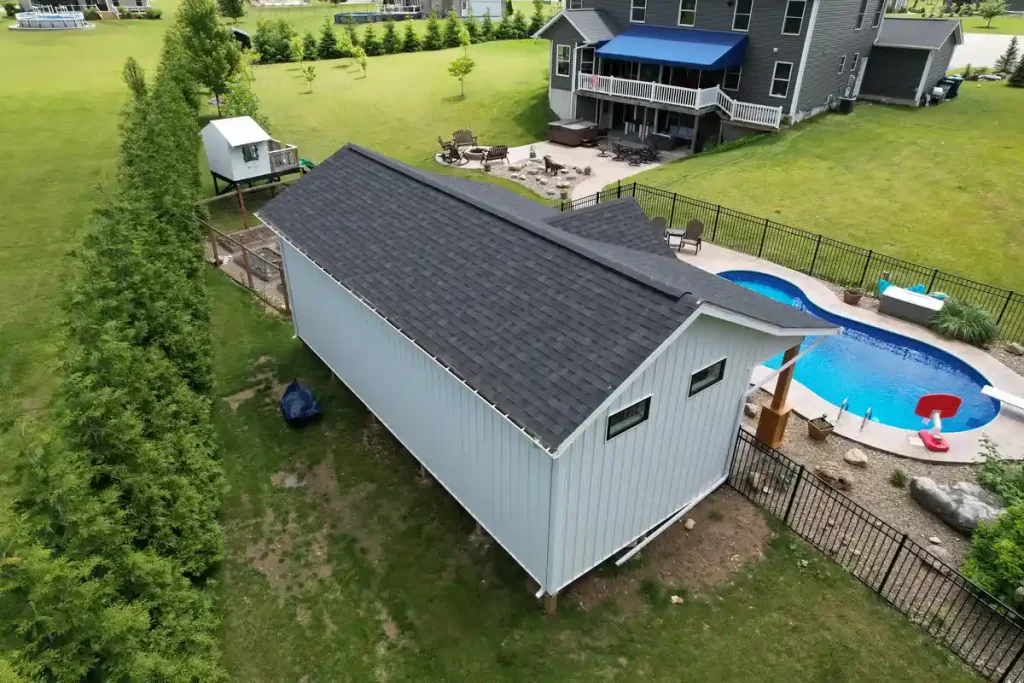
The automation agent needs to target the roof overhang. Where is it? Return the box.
[874,18,964,50]
[700,303,840,339]
[596,26,747,70]
[533,9,617,44]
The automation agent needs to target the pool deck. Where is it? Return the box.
[678,244,1024,464]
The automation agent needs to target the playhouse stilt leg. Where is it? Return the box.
[543,593,558,616]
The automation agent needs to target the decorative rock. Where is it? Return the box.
[814,465,852,491]
[670,594,685,605]
[922,544,951,571]
[684,518,696,531]
[928,536,942,545]
[747,471,763,491]
[527,167,540,175]
[1016,586,1024,604]
[909,477,1005,535]
[557,182,570,189]
[1008,342,1024,356]
[508,164,522,172]
[844,448,869,468]
[545,190,555,196]
[559,168,568,175]
[538,178,548,185]
[567,174,577,181]
[744,402,758,418]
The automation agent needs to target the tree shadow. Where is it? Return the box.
[440,94,465,104]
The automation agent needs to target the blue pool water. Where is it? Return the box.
[721,270,1000,432]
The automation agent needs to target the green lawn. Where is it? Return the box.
[630,83,1024,291]
[888,10,1024,35]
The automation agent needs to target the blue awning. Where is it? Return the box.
[596,26,748,70]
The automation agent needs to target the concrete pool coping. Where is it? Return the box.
[677,244,1024,464]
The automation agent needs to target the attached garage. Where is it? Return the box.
[860,18,963,106]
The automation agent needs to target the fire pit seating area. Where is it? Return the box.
[436,129,509,167]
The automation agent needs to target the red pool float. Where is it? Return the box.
[915,394,963,453]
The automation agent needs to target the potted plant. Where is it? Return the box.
[482,161,491,173]
[808,414,834,441]
[843,286,865,306]
[529,145,536,159]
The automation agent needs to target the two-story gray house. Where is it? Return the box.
[535,0,960,150]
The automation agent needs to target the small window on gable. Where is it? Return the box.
[555,44,571,77]
[782,0,806,35]
[568,0,583,9]
[837,55,846,74]
[242,144,259,162]
[732,0,752,31]
[606,397,651,440]
[689,359,726,397]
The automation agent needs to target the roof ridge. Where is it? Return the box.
[345,144,690,300]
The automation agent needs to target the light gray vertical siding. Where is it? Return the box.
[545,315,801,593]
[794,0,883,117]
[545,17,584,91]
[924,33,955,89]
[859,45,928,102]
[281,241,554,585]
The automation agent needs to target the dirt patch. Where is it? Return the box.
[224,387,257,410]
[565,488,771,613]
[295,604,311,626]
[271,468,307,489]
[378,604,400,641]
[305,457,384,567]
[246,509,333,602]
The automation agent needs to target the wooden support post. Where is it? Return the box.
[241,246,255,290]
[208,225,220,265]
[755,344,800,448]
[690,114,701,153]
[279,262,291,315]
[236,184,249,230]
[543,593,558,616]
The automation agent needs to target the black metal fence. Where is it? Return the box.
[560,183,1024,344]
[729,429,1024,682]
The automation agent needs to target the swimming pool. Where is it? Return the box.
[721,270,1000,432]
[12,11,92,29]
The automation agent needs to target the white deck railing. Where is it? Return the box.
[269,143,299,173]
[377,3,420,12]
[576,73,783,129]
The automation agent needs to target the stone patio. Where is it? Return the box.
[679,243,1024,464]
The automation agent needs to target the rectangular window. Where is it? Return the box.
[782,0,806,35]
[631,0,646,23]
[579,47,595,74]
[871,0,882,27]
[607,397,651,440]
[732,0,752,31]
[855,0,868,29]
[850,52,860,73]
[555,44,571,77]
[678,0,696,26]
[688,359,726,397]
[242,144,259,162]
[568,0,582,8]
[723,66,742,91]
[770,61,793,98]
[837,55,846,74]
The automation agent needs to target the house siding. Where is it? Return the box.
[794,0,884,118]
[859,45,928,102]
[547,16,584,91]
[924,33,955,89]
[545,315,801,593]
[281,240,554,586]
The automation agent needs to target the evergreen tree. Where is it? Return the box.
[402,20,421,51]
[528,0,545,35]
[510,9,528,38]
[317,16,343,59]
[217,0,244,22]
[302,30,318,60]
[362,23,383,55]
[995,35,1019,74]
[382,16,401,54]
[465,13,480,42]
[177,0,240,111]
[494,12,512,39]
[480,9,494,40]
[1009,54,1024,87]
[423,11,444,50]
[443,9,462,48]
[505,0,513,15]
[122,56,147,100]
[344,15,360,48]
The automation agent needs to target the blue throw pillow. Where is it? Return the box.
[908,284,926,294]
[878,279,890,294]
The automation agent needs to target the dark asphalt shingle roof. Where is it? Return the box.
[875,18,962,49]
[536,9,619,43]
[259,145,831,451]
[547,198,675,257]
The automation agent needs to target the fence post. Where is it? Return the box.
[878,533,908,595]
[927,268,939,293]
[809,234,822,276]
[997,290,1015,324]
[241,245,255,291]
[782,465,804,525]
[712,205,721,242]
[998,640,1024,683]
[757,218,769,257]
[669,194,677,227]
[632,182,637,197]
[617,180,621,199]
[207,225,220,265]
[858,249,873,288]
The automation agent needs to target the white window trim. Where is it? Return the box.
[677,0,697,26]
[723,66,742,91]
[568,0,582,8]
[837,55,846,74]
[630,0,646,23]
[769,60,793,98]
[731,0,752,32]
[555,44,571,77]
[781,0,806,35]
[855,0,868,29]
[851,52,860,73]
[871,0,883,27]
[579,46,595,74]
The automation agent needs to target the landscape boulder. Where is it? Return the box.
[921,544,952,571]
[814,465,852,491]
[1008,342,1024,356]
[743,402,758,418]
[909,477,1005,535]
[843,448,868,468]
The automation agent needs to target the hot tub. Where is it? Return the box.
[547,119,598,147]
[12,11,94,29]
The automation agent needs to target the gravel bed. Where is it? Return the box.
[488,157,588,200]
[743,391,978,566]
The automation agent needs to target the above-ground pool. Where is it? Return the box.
[721,270,1000,432]
[12,11,92,29]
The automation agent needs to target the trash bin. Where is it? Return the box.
[838,96,856,114]
[939,76,964,99]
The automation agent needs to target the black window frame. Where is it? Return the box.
[769,61,793,98]
[568,0,583,8]
[579,46,595,74]
[242,144,259,163]
[688,359,727,397]
[606,397,652,440]
[677,0,696,26]
[855,0,868,29]
[871,0,883,27]
[723,66,742,91]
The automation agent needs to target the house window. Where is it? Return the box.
[631,0,646,23]
[579,47,595,74]
[555,44,571,77]
[851,52,860,73]
[732,0,752,31]
[242,144,259,162]
[688,359,726,397]
[678,0,696,26]
[855,0,868,29]
[568,0,582,8]
[837,55,846,74]
[871,0,882,26]
[723,66,742,91]
[782,0,806,35]
[606,397,651,440]
[770,61,793,98]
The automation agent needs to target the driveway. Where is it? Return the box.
[950,33,1024,69]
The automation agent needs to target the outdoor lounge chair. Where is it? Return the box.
[543,155,564,175]
[483,146,509,164]
[453,129,477,147]
[438,140,465,165]
[666,219,703,253]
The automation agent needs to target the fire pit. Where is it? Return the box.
[463,146,489,161]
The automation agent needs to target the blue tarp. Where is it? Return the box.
[596,26,748,70]
[280,380,322,425]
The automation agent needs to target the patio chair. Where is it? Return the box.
[483,145,509,164]
[543,155,564,175]
[596,135,611,158]
[680,219,704,254]
[438,135,453,152]
[453,129,477,147]
[439,141,465,165]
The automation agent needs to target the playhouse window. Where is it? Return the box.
[242,144,260,162]
[689,359,726,397]
[607,397,651,440]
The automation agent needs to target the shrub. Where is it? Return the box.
[510,9,528,38]
[145,5,162,18]
[995,36,1019,74]
[978,436,1024,504]
[888,468,909,489]
[402,20,421,51]
[3,2,18,18]
[494,12,513,39]
[254,17,296,63]
[84,5,100,19]
[927,298,998,346]
[362,23,383,55]
[382,16,401,54]
[302,30,318,60]
[964,504,1024,604]
[528,0,544,34]
[1010,56,1024,88]
[224,78,270,130]
[317,17,344,59]
[443,9,462,48]
[423,11,444,50]
[480,9,494,40]
[465,13,480,42]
